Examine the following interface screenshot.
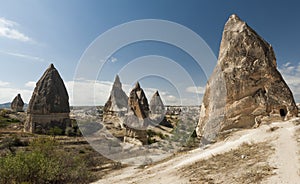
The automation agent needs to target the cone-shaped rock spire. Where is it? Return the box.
[11,94,24,112]
[25,64,71,133]
[104,75,128,113]
[196,14,298,142]
[150,90,165,115]
[128,82,149,119]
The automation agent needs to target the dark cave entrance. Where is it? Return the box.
[280,108,287,118]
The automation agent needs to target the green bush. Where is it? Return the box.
[48,126,64,137]
[65,125,82,137]
[0,137,93,184]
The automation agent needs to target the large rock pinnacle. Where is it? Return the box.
[196,14,298,142]
[128,82,150,119]
[24,64,71,133]
[104,75,128,113]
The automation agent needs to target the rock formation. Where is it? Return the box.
[104,75,128,115]
[150,91,165,115]
[196,14,298,142]
[24,64,71,134]
[11,94,24,112]
[149,91,171,127]
[124,82,150,144]
[128,82,150,119]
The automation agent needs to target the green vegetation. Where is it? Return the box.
[147,129,166,144]
[0,135,29,154]
[48,126,64,137]
[0,109,20,128]
[0,137,94,184]
[66,119,82,137]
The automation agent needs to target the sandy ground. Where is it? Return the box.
[263,121,300,183]
[94,119,300,184]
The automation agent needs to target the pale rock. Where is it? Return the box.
[196,14,298,142]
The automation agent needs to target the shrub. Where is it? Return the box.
[48,126,64,137]
[0,137,93,184]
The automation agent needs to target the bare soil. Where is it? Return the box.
[181,142,275,184]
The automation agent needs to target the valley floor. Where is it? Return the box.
[94,118,300,184]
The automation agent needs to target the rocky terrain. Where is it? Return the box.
[73,105,199,165]
[93,14,300,184]
[1,13,300,184]
[94,104,300,183]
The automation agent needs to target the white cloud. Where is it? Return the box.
[186,86,206,94]
[0,79,199,106]
[25,81,36,89]
[0,50,45,62]
[0,17,32,42]
[279,62,300,102]
[0,80,10,87]
[66,80,113,106]
[0,81,32,103]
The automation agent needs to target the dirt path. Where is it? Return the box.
[264,121,300,183]
[94,120,300,184]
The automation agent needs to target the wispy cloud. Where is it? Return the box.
[0,50,45,62]
[0,79,200,106]
[0,81,32,103]
[186,86,206,94]
[279,62,300,102]
[25,81,36,89]
[0,80,10,87]
[0,17,32,42]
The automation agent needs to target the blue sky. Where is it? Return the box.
[0,0,300,105]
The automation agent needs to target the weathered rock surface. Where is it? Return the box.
[150,91,165,115]
[11,94,24,112]
[124,82,150,144]
[24,64,71,134]
[128,82,150,119]
[104,75,128,115]
[149,91,171,127]
[196,14,298,142]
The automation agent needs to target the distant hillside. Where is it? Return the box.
[0,102,28,110]
[0,102,11,109]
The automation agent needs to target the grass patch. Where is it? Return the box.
[180,141,275,184]
[0,116,20,128]
[0,109,20,128]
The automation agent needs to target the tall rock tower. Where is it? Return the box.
[11,94,24,112]
[196,14,298,142]
[125,82,150,144]
[104,75,128,115]
[24,64,71,134]
[128,82,150,119]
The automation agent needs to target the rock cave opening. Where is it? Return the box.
[280,108,287,118]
